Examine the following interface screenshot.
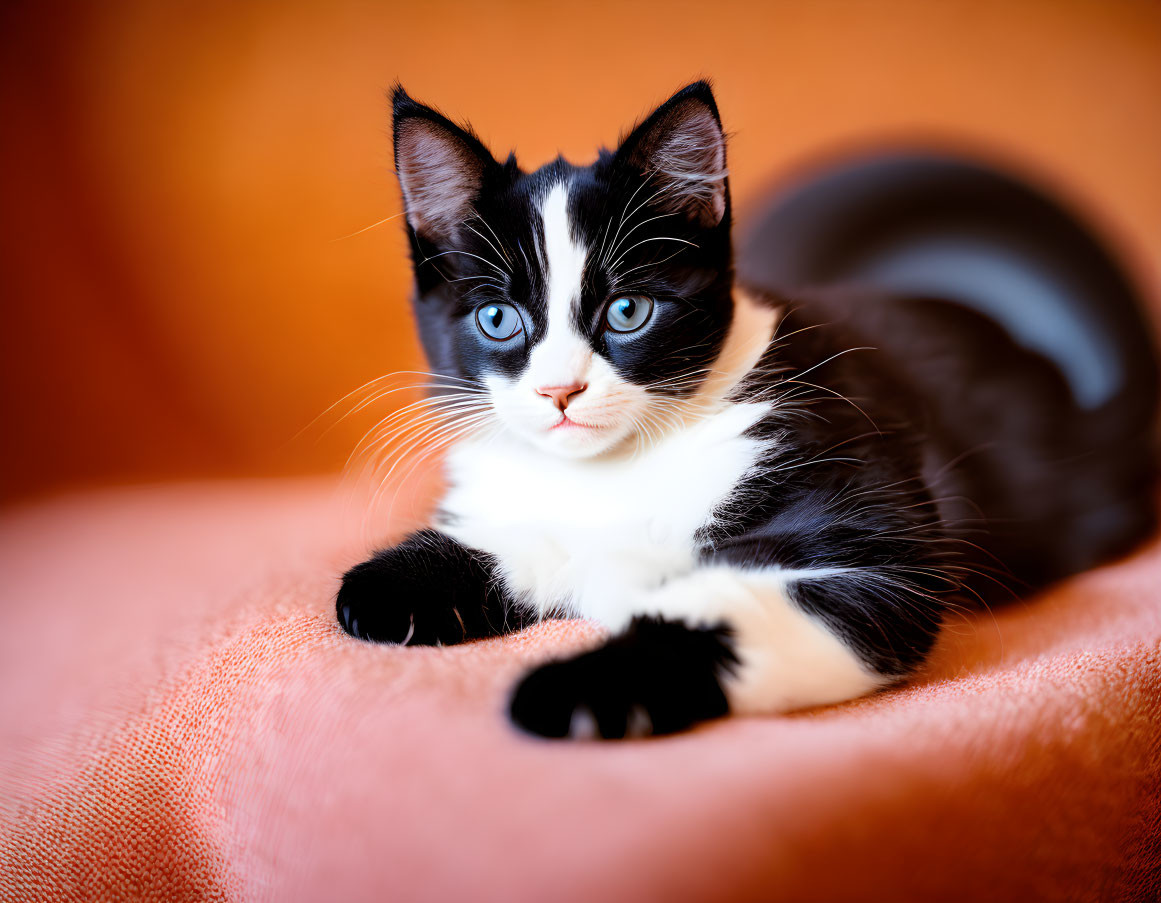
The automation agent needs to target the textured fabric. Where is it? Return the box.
[1,479,1159,902]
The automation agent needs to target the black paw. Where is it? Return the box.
[508,617,736,740]
[509,655,654,739]
[336,553,440,645]
[336,531,519,646]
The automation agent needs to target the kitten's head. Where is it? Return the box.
[393,81,733,459]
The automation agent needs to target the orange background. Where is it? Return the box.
[2,0,1160,504]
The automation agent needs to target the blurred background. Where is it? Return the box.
[2,0,1159,505]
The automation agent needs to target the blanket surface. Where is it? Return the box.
[1,479,1159,901]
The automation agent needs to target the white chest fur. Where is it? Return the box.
[439,401,771,626]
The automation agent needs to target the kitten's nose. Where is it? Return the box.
[536,383,587,411]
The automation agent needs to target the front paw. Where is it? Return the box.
[336,554,433,644]
[509,655,653,740]
[336,550,474,646]
[509,617,735,740]
[336,531,513,646]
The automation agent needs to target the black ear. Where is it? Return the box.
[614,81,728,228]
[392,86,497,243]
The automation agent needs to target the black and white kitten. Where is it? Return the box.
[337,82,1156,739]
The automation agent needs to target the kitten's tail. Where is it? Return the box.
[737,151,1159,591]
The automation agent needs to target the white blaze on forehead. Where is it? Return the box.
[541,182,587,326]
[529,181,591,385]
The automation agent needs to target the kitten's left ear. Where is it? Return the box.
[614,81,728,228]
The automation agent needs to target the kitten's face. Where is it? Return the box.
[393,82,733,459]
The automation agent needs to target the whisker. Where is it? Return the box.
[348,398,492,473]
[790,347,876,383]
[604,211,678,261]
[420,249,508,279]
[599,178,660,267]
[776,378,883,434]
[472,213,514,267]
[292,370,485,444]
[462,220,512,274]
[608,235,698,273]
[330,212,406,242]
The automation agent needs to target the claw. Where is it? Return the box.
[567,705,600,740]
[625,704,653,738]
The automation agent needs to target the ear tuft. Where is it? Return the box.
[617,82,728,227]
[392,88,495,242]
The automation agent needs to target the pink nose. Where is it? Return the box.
[536,383,587,411]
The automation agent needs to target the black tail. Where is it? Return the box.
[737,152,1159,592]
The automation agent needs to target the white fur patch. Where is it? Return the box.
[524,182,594,404]
[441,399,773,621]
[539,182,587,346]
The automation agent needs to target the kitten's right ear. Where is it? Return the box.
[392,86,497,244]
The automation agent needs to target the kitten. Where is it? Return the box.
[336,82,1157,739]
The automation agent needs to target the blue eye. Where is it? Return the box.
[605,295,654,333]
[476,303,523,341]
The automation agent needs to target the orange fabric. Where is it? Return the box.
[3,0,1161,502]
[2,480,1159,901]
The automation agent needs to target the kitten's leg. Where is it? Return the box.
[337,529,528,646]
[509,564,944,738]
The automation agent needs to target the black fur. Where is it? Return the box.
[337,530,527,645]
[509,616,737,739]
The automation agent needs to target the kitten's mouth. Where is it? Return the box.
[549,414,596,432]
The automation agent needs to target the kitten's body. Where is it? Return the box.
[337,82,1157,738]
